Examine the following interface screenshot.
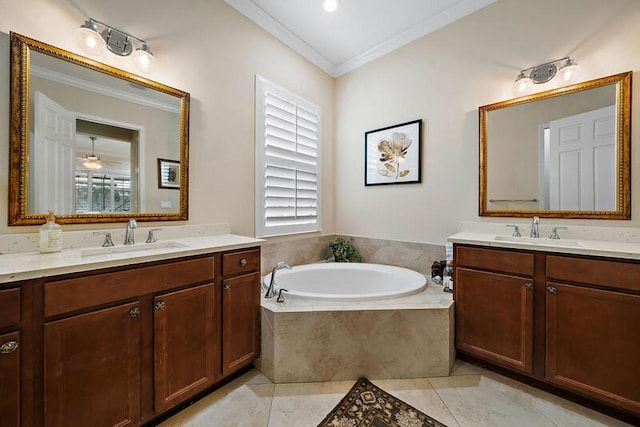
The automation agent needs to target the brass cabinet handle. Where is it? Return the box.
[524,282,533,291]
[0,340,18,354]
[546,286,557,294]
[155,301,166,310]
[224,283,231,291]
[239,258,248,266]
[129,307,141,318]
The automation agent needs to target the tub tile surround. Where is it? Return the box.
[260,234,445,276]
[350,235,445,276]
[260,234,335,275]
[260,234,452,384]
[261,285,454,383]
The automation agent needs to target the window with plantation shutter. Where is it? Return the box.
[255,76,321,238]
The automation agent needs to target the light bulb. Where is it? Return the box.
[556,59,579,86]
[74,20,105,56]
[512,72,533,97]
[132,44,157,74]
[83,160,103,170]
[322,0,338,13]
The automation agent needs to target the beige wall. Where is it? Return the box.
[335,0,640,245]
[0,0,335,237]
[2,0,640,248]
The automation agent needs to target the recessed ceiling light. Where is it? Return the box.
[322,0,338,13]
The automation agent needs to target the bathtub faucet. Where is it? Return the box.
[265,261,292,299]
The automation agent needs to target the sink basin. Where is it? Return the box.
[81,241,188,258]
[494,235,584,247]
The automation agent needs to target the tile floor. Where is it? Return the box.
[159,360,632,427]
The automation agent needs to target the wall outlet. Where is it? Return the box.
[161,201,172,209]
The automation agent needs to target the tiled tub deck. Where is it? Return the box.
[260,285,454,383]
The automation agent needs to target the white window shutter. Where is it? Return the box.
[255,76,321,238]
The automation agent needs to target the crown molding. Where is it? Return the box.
[31,65,181,113]
[224,0,338,76]
[334,0,497,76]
[225,0,496,78]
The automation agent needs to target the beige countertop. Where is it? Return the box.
[0,233,263,284]
[448,231,640,260]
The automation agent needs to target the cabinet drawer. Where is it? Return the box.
[45,256,214,317]
[456,246,534,276]
[0,288,21,329]
[222,249,260,277]
[547,255,640,293]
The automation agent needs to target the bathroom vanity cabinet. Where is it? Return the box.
[0,287,24,427]
[221,249,261,376]
[2,246,261,427]
[455,247,535,375]
[454,244,640,419]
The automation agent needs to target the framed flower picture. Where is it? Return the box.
[364,119,422,186]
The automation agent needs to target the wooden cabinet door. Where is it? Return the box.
[546,282,640,414]
[0,331,20,427]
[154,283,218,413]
[456,267,534,374]
[222,272,260,376]
[44,302,141,427]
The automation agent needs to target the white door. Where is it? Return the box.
[32,91,76,214]
[548,105,616,210]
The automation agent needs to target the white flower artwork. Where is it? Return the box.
[365,119,422,186]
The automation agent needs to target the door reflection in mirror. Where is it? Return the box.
[28,48,181,216]
[540,105,615,211]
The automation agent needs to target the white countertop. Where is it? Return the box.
[0,234,263,284]
[448,231,640,260]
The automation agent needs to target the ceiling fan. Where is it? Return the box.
[82,136,102,169]
[77,136,121,170]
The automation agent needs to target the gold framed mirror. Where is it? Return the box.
[9,32,190,225]
[479,71,631,219]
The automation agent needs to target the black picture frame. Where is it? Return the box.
[364,119,422,186]
[158,158,180,189]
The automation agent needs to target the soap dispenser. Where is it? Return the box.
[39,211,62,253]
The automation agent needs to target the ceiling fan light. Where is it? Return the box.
[83,159,103,170]
[322,0,338,13]
[74,20,106,56]
[82,136,103,170]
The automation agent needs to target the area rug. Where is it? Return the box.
[318,378,447,427]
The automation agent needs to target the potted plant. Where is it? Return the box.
[329,237,363,263]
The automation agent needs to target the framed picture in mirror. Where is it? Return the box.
[158,158,180,189]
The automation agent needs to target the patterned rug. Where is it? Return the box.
[318,378,447,427]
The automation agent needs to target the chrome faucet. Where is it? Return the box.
[93,231,114,247]
[265,261,292,299]
[549,226,568,239]
[530,216,540,238]
[124,219,138,245]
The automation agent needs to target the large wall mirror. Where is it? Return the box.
[9,32,190,225]
[479,71,631,219]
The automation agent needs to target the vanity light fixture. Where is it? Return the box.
[74,18,157,74]
[512,56,579,97]
[322,0,339,13]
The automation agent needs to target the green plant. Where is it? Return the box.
[329,237,363,263]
